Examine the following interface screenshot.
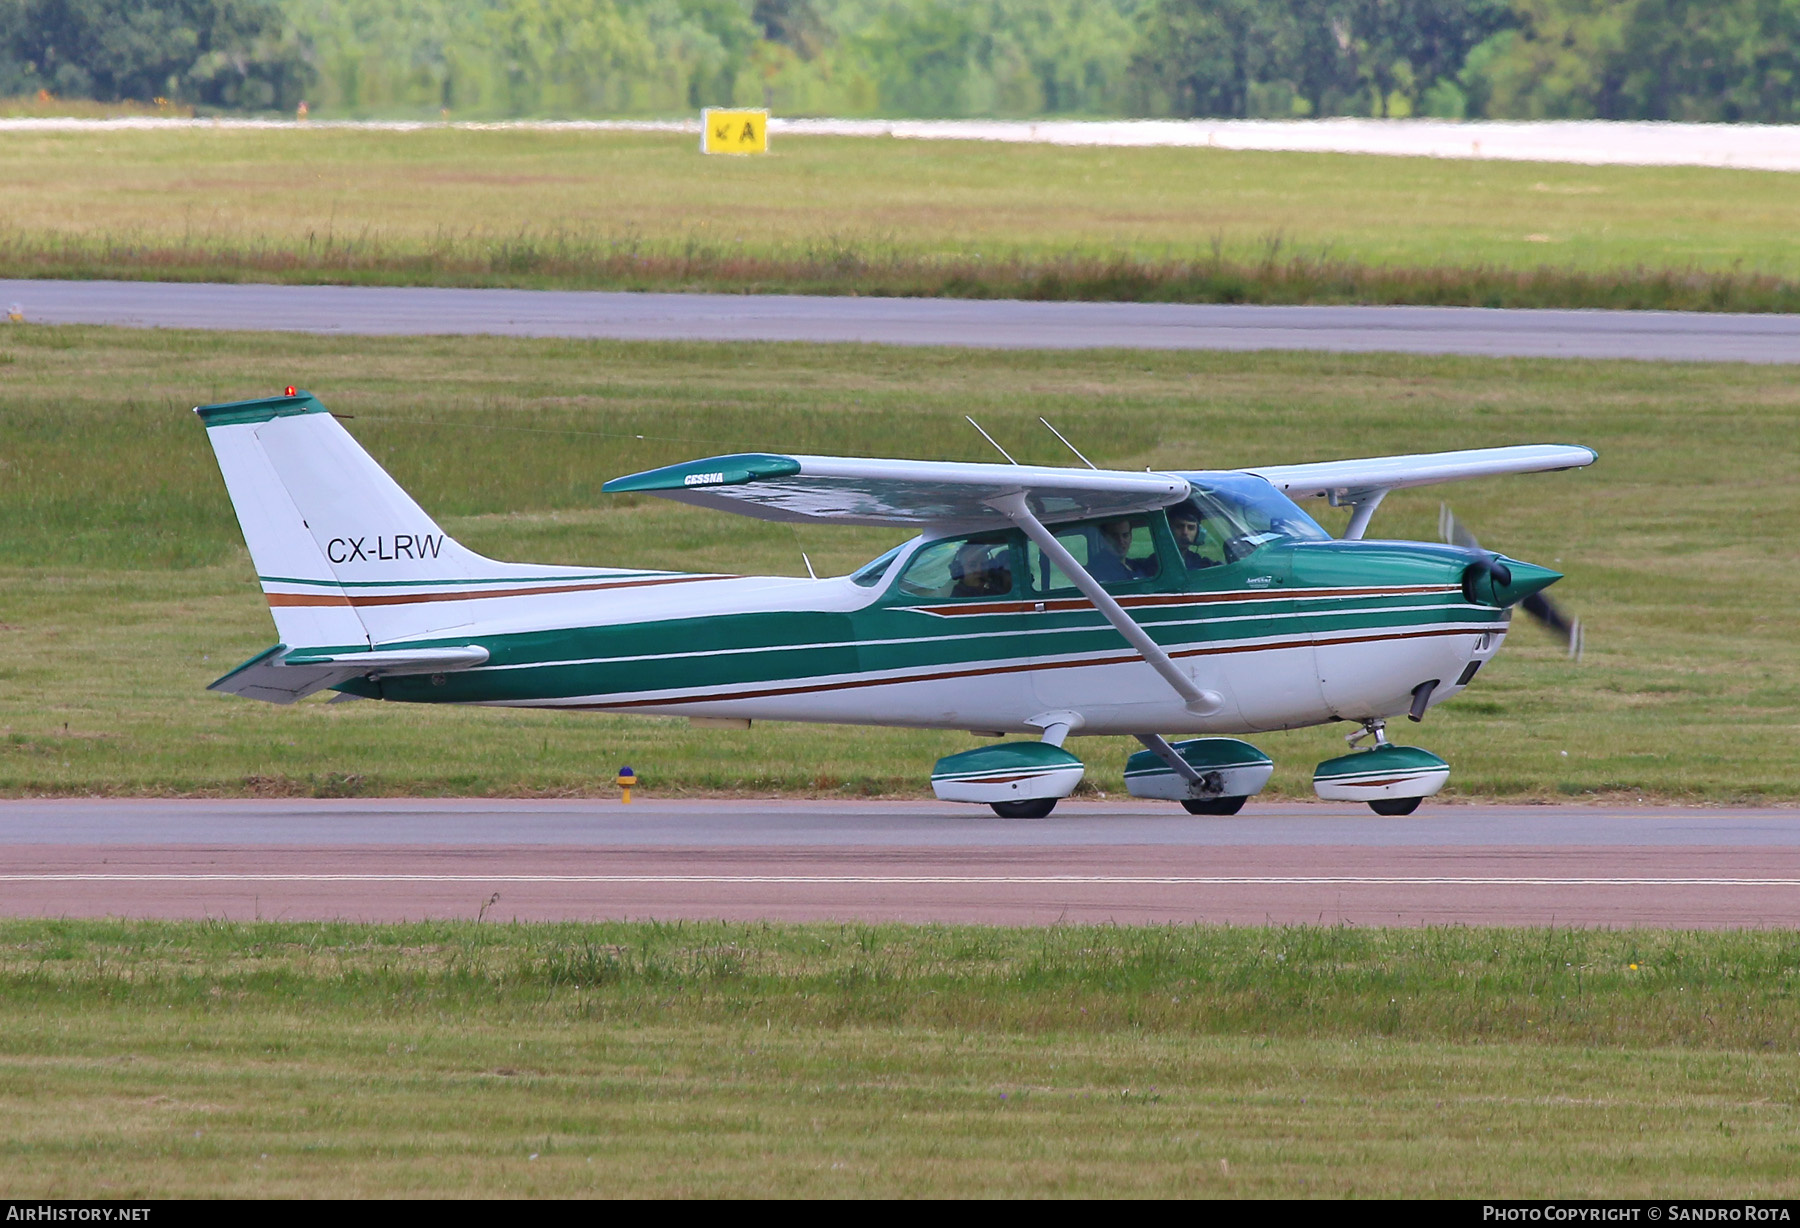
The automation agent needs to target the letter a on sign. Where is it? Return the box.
[701,108,768,155]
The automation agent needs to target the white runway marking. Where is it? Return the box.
[5,117,1799,172]
[3,874,1796,887]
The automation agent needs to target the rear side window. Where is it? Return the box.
[1027,515,1160,593]
[896,534,1017,599]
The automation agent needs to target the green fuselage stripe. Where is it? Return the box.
[347,588,1499,706]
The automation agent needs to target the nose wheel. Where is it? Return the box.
[1313,720,1450,815]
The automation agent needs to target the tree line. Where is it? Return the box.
[5,0,1800,123]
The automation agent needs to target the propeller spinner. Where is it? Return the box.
[1440,503,1584,662]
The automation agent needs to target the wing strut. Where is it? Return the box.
[1335,488,1389,541]
[1134,733,1205,784]
[989,492,1224,716]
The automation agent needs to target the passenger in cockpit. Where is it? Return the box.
[1091,518,1152,583]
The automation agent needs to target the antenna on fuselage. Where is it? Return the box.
[1038,417,1098,469]
[802,552,817,580]
[965,416,1019,465]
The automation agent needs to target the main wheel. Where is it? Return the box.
[991,798,1058,819]
[1368,796,1423,816]
[1181,796,1247,816]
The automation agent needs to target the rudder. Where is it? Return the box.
[196,391,522,649]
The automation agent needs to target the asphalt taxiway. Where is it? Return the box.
[7,279,1800,362]
[3,799,1795,927]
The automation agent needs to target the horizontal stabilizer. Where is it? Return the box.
[209,644,490,705]
[280,647,491,670]
[603,453,1189,527]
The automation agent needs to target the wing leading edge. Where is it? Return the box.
[1242,444,1597,501]
[601,453,1191,527]
[602,444,1594,532]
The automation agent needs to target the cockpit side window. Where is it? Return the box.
[895,532,1018,600]
[1167,497,1242,570]
[1027,514,1161,594]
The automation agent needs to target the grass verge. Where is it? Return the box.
[4,129,1800,309]
[3,920,1799,1197]
[2,324,1796,800]
[12,232,1800,313]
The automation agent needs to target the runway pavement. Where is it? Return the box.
[7,279,1800,362]
[3,799,1796,926]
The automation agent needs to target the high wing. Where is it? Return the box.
[601,453,1190,527]
[1237,444,1597,540]
[603,446,1596,529]
[1242,444,1597,500]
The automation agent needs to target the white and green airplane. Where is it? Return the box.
[198,390,1594,818]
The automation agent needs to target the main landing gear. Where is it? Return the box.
[1181,796,1248,816]
[991,798,1059,819]
[930,738,1084,819]
[1124,737,1273,814]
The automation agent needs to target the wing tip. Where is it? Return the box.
[602,453,801,494]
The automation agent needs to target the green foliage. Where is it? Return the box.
[10,0,1800,121]
[1466,0,1800,122]
[283,0,1144,118]
[280,0,1800,121]
[0,0,313,108]
[1132,0,1516,119]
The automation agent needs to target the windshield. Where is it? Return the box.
[1172,474,1329,564]
[850,544,905,587]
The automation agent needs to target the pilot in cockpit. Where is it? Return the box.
[1169,502,1217,570]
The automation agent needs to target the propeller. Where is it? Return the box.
[1440,503,1584,662]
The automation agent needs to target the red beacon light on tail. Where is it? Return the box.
[284,386,297,397]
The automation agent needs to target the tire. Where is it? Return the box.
[991,798,1057,819]
[1181,796,1248,816]
[1368,796,1423,816]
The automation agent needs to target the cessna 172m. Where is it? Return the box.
[198,391,1593,818]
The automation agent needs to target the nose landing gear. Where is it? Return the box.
[1313,719,1450,815]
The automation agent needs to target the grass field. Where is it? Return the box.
[3,128,1800,309]
[2,322,1795,801]
[2,919,1798,1197]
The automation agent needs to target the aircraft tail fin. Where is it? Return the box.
[196,391,536,648]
